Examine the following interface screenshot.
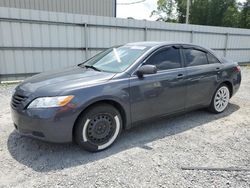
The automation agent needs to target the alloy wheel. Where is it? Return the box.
[214,86,230,112]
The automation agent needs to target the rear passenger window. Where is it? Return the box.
[207,53,221,64]
[183,49,208,66]
[145,47,181,71]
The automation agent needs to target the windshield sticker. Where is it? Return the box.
[130,46,146,50]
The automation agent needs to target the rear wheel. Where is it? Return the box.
[208,84,230,113]
[75,103,122,152]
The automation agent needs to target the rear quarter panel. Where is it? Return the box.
[221,61,241,96]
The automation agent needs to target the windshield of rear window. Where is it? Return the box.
[81,45,150,73]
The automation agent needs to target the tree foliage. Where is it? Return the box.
[152,0,249,29]
[151,0,177,22]
[240,0,250,28]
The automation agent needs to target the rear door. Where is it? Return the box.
[182,47,222,108]
[129,46,187,122]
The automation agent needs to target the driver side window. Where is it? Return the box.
[144,47,181,71]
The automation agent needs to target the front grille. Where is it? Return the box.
[11,94,28,109]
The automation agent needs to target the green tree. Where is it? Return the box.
[240,0,250,28]
[175,0,189,23]
[206,0,240,27]
[222,5,240,27]
[151,0,177,22]
[189,0,209,25]
[152,0,242,28]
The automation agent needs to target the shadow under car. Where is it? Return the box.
[7,103,240,172]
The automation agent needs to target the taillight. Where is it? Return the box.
[233,65,241,73]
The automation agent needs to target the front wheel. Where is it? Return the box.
[208,84,230,113]
[74,103,122,152]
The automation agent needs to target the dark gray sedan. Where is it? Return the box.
[11,41,241,152]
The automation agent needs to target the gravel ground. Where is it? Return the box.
[0,67,250,188]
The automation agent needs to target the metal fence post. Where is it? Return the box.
[144,20,148,41]
[191,30,194,43]
[84,23,89,59]
[144,26,148,41]
[224,33,229,57]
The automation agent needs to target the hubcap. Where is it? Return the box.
[214,86,230,112]
[86,114,116,145]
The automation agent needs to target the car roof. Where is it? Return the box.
[126,41,168,47]
[125,41,215,55]
[126,41,209,50]
[126,41,193,47]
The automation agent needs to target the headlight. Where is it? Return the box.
[27,95,74,109]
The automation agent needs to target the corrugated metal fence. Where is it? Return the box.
[1,7,250,81]
[0,0,115,17]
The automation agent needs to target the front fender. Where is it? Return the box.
[70,79,131,129]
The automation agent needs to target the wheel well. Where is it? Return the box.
[222,81,233,98]
[73,100,127,139]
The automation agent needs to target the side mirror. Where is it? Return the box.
[137,65,157,77]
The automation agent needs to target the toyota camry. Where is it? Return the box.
[11,41,241,152]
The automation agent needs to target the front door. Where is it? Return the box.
[129,46,187,123]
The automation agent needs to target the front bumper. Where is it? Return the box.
[11,106,78,143]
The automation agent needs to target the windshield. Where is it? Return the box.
[80,45,150,73]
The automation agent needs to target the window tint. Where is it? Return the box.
[207,53,220,64]
[145,47,181,70]
[183,49,208,66]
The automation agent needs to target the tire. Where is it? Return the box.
[74,103,122,152]
[208,84,230,113]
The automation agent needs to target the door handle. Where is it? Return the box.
[176,74,184,79]
[216,67,221,71]
[215,67,222,74]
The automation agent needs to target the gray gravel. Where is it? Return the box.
[0,68,250,188]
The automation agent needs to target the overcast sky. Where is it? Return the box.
[117,0,247,21]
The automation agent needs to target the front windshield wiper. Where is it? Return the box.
[84,65,101,72]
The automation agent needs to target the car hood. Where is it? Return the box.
[17,66,116,95]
